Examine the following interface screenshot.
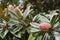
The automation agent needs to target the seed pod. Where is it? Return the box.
[14,7,23,16]
[8,4,15,11]
[39,22,51,31]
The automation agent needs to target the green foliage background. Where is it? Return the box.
[0,0,60,40]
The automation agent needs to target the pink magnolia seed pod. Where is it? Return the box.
[8,5,15,11]
[39,22,51,31]
[14,7,23,16]
[14,7,20,12]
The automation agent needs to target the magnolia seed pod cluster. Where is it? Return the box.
[8,4,23,16]
[8,5,15,11]
[39,22,51,31]
[14,7,23,16]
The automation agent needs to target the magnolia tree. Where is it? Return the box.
[0,0,60,40]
